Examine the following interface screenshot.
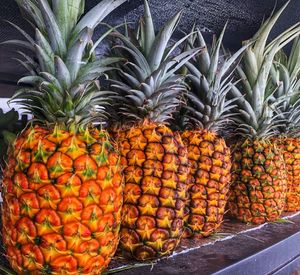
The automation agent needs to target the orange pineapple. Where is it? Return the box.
[116,123,190,260]
[181,131,231,237]
[108,0,200,260]
[1,0,126,273]
[178,26,247,238]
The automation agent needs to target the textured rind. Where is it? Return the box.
[275,137,300,212]
[228,139,287,224]
[116,123,189,261]
[181,130,231,238]
[1,125,123,275]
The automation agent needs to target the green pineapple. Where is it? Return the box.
[227,2,300,224]
[270,36,300,212]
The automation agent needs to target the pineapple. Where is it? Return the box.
[108,0,200,260]
[1,0,126,274]
[269,37,300,212]
[227,3,300,224]
[179,26,248,238]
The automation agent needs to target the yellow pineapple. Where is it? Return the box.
[1,0,126,273]
[227,3,300,224]
[108,0,200,260]
[179,26,247,238]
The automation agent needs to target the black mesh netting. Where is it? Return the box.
[0,0,294,83]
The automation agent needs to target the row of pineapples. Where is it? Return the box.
[1,0,300,273]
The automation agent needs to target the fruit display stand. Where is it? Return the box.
[0,207,299,274]
[0,109,299,275]
[1,0,300,274]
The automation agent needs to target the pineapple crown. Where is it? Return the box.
[229,1,300,139]
[108,0,201,126]
[181,24,248,133]
[5,0,126,128]
[269,36,300,136]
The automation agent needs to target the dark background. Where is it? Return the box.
[0,0,298,95]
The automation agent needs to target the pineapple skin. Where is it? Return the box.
[116,123,189,260]
[181,130,231,238]
[1,125,123,274]
[228,139,287,224]
[275,137,300,212]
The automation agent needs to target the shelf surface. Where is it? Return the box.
[108,212,300,275]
